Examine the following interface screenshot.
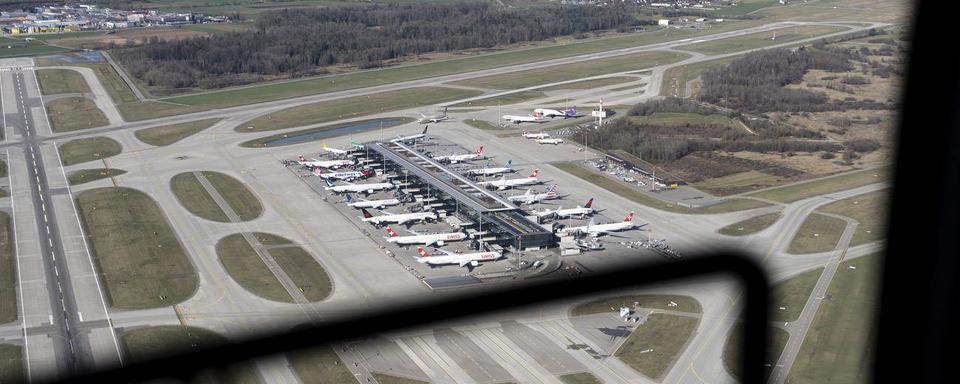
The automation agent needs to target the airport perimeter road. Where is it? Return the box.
[1,66,122,380]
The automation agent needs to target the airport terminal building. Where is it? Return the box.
[363,140,556,251]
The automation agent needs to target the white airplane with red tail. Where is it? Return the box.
[434,145,484,164]
[557,211,639,237]
[385,227,467,247]
[416,246,503,269]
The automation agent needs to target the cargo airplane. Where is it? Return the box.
[385,227,467,247]
[416,246,503,269]
[361,209,437,226]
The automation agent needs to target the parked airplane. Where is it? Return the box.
[536,138,564,145]
[534,106,579,118]
[522,130,550,139]
[557,211,637,237]
[313,168,372,181]
[385,227,467,247]
[503,112,545,124]
[345,194,401,209]
[325,182,395,195]
[416,246,503,269]
[433,145,484,164]
[507,186,559,205]
[478,169,540,190]
[535,198,595,219]
[298,155,354,169]
[361,208,436,226]
[392,126,429,143]
[465,160,514,176]
[322,142,350,156]
[417,107,449,124]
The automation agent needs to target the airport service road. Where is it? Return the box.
[1,66,123,380]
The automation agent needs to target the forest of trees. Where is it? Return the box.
[574,117,845,164]
[698,46,893,112]
[111,2,643,90]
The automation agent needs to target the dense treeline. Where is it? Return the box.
[111,2,641,90]
[698,47,894,112]
[627,97,722,117]
[574,118,843,163]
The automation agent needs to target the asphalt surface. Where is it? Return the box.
[0,18,895,384]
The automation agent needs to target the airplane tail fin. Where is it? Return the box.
[584,198,594,209]
[422,125,429,135]
[416,246,429,258]
[345,194,354,203]
[565,106,577,116]
[522,129,528,135]
[548,185,557,192]
[361,208,374,219]
[476,145,484,155]
[624,211,635,222]
[386,227,398,237]
[506,160,512,169]
[298,154,306,162]
[530,169,539,178]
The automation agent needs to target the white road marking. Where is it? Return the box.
[7,150,34,383]
[78,312,83,322]
[50,139,127,367]
[49,315,54,324]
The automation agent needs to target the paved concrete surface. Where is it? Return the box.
[0,18,894,384]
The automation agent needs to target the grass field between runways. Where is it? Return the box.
[37,68,91,95]
[236,87,481,132]
[58,136,122,166]
[121,326,259,383]
[76,187,197,309]
[135,119,222,146]
[46,97,109,132]
[615,313,699,380]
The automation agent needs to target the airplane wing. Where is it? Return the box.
[435,248,454,256]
